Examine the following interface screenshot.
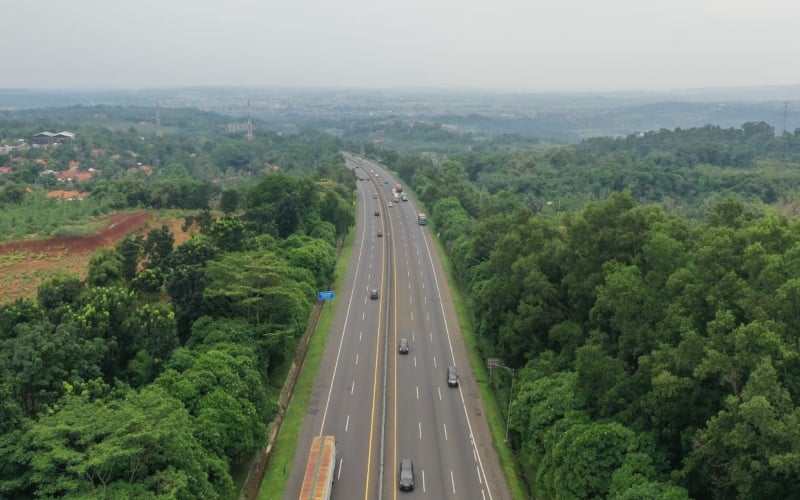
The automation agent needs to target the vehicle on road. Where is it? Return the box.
[398,458,415,491]
[377,230,383,237]
[370,288,379,300]
[447,366,459,387]
[401,193,408,201]
[373,193,378,199]
[417,212,427,225]
[299,435,336,500]
[395,183,403,193]
[374,210,380,216]
[398,337,409,354]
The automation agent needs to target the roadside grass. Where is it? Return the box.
[53,219,109,238]
[257,228,356,500]
[431,228,530,500]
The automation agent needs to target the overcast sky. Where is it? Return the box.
[4,0,799,92]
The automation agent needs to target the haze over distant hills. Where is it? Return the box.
[2,85,799,142]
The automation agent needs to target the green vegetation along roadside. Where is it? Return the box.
[258,228,356,499]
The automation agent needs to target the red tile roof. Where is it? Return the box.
[46,190,89,200]
[56,170,94,182]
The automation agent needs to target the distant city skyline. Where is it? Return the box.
[4,0,800,92]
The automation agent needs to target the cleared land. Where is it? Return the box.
[0,211,190,304]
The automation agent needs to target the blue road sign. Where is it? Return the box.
[317,291,335,300]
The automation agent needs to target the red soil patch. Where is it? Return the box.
[0,211,150,255]
[0,211,192,304]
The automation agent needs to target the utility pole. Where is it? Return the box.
[487,358,515,443]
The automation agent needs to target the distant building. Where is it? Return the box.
[0,166,11,175]
[32,131,75,146]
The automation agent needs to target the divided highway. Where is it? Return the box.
[283,154,511,500]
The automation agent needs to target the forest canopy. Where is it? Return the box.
[384,123,800,497]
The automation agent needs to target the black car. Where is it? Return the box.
[374,210,380,216]
[398,337,409,354]
[377,230,383,237]
[399,458,415,491]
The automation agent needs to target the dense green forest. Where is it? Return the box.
[0,114,356,497]
[369,122,800,219]
[375,124,800,498]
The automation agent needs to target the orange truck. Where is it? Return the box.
[299,435,336,500]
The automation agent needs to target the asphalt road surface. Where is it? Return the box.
[283,154,511,500]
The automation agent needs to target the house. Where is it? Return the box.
[127,164,153,175]
[46,190,89,201]
[0,166,11,175]
[56,170,94,182]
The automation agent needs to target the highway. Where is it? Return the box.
[283,153,510,500]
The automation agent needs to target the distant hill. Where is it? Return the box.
[2,85,799,142]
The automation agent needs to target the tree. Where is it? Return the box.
[22,385,231,498]
[155,344,271,463]
[686,358,800,499]
[219,189,240,213]
[245,174,317,237]
[115,234,143,281]
[512,371,586,486]
[207,214,247,253]
[143,225,174,271]
[0,319,106,417]
[282,235,336,288]
[37,275,84,320]
[86,248,124,287]
[203,251,314,328]
[318,190,354,237]
[536,421,639,499]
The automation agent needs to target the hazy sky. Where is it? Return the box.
[4,0,800,92]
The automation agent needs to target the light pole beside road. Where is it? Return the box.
[487,358,515,443]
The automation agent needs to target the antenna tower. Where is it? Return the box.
[156,102,162,138]
[246,99,254,141]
